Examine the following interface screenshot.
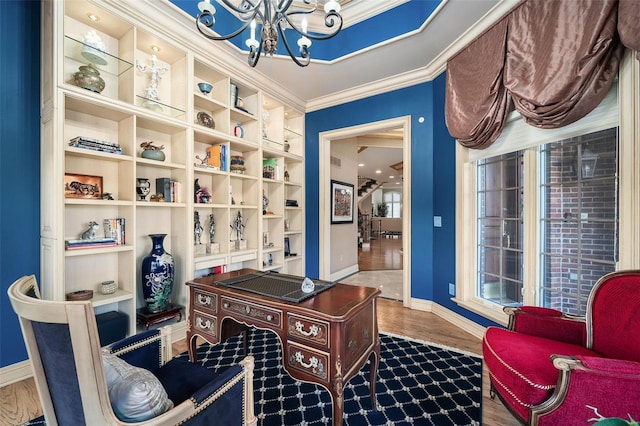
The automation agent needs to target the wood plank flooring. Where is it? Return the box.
[0,298,517,426]
[359,236,403,270]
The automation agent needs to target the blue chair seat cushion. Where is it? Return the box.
[155,358,218,405]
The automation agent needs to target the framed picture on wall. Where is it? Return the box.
[330,180,354,224]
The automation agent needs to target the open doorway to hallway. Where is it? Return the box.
[319,117,410,305]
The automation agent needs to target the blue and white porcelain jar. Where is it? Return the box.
[141,234,174,313]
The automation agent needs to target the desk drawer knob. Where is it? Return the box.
[266,314,273,321]
[197,294,211,306]
[196,317,211,330]
[223,302,230,309]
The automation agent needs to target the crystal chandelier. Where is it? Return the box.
[196,0,343,67]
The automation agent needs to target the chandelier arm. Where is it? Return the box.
[281,10,342,40]
[196,10,254,41]
[277,23,310,67]
[217,0,261,16]
[247,40,263,67]
[275,0,297,14]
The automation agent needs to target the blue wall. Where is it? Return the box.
[305,74,497,327]
[1,0,41,367]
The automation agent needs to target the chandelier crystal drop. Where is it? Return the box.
[196,0,343,67]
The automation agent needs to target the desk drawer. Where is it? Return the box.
[286,342,329,381]
[191,310,217,339]
[192,288,217,313]
[287,313,329,349]
[220,296,282,329]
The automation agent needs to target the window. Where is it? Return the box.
[383,190,401,218]
[455,53,638,325]
[476,152,524,306]
[539,131,618,315]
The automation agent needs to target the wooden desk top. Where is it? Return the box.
[188,268,380,320]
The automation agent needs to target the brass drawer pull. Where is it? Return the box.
[295,321,319,337]
[294,351,319,369]
[196,317,211,330]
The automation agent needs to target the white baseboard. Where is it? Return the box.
[0,360,32,387]
[409,297,486,340]
[330,264,359,282]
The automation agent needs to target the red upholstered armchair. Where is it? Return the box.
[483,270,640,425]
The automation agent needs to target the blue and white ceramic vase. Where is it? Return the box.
[141,234,174,313]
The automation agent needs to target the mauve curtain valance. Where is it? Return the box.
[445,0,632,149]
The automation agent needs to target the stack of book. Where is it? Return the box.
[69,136,123,155]
[156,178,181,203]
[206,144,229,172]
[65,238,118,250]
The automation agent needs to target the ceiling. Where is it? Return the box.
[168,0,511,106]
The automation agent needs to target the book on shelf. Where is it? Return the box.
[155,178,181,203]
[206,145,221,169]
[103,218,125,245]
[65,237,118,250]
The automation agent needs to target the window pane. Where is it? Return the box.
[539,128,618,316]
[476,152,524,307]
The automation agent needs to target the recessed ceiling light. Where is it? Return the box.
[375,170,381,174]
[358,163,364,167]
[389,175,394,179]
[151,45,161,52]
[87,13,100,21]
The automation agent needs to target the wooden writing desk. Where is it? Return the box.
[186,269,380,425]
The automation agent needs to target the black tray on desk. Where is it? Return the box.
[215,271,335,303]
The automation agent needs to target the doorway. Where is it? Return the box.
[318,116,411,306]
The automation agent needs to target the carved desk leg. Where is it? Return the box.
[369,337,381,409]
[332,357,344,426]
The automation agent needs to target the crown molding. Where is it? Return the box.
[306,0,520,112]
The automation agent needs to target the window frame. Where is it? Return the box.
[454,51,639,325]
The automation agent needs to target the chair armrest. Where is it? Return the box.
[531,355,640,425]
[103,326,172,373]
[505,306,586,346]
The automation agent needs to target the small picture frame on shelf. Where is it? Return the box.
[64,173,103,199]
[263,232,269,248]
[284,237,291,256]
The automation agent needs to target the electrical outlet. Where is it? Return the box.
[449,283,456,296]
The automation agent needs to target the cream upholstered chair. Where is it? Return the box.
[8,275,257,425]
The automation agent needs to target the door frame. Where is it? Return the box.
[318,116,411,306]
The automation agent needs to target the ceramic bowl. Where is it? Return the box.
[198,82,213,95]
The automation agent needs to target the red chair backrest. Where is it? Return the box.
[588,271,640,362]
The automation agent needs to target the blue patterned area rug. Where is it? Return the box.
[23,329,482,425]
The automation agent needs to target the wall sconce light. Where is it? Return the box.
[575,145,599,178]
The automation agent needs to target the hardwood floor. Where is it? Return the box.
[359,235,403,270]
[0,299,517,426]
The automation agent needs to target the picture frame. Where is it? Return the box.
[64,173,103,199]
[330,179,354,224]
[263,231,269,247]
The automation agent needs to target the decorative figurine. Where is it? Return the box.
[284,169,290,182]
[136,54,168,109]
[194,178,212,204]
[208,213,215,242]
[231,211,246,250]
[262,190,269,214]
[81,221,100,240]
[194,211,204,245]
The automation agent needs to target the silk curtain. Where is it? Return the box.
[446,0,633,149]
